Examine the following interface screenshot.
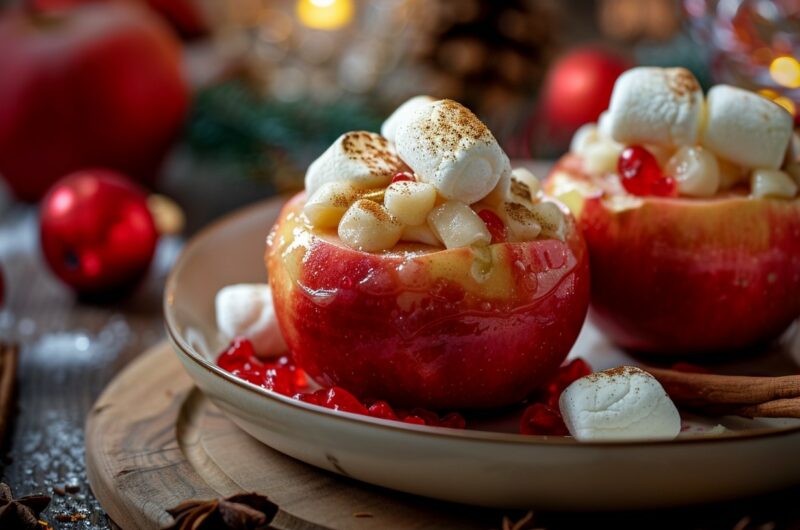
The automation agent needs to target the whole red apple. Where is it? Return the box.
[0,1,188,201]
[266,193,590,410]
[546,155,800,355]
[539,47,631,147]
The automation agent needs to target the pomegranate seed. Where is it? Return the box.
[368,400,399,421]
[438,412,466,429]
[262,366,296,395]
[293,392,320,405]
[618,146,677,197]
[218,337,258,372]
[409,408,439,426]
[543,358,592,408]
[315,387,369,415]
[391,171,415,184]
[477,209,507,243]
[232,368,266,386]
[403,415,426,425]
[520,403,569,436]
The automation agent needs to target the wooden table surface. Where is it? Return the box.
[0,198,181,528]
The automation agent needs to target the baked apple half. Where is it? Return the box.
[546,66,800,355]
[267,99,590,409]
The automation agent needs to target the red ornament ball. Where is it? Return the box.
[39,169,158,295]
[539,47,632,144]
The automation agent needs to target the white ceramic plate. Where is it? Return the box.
[164,197,800,510]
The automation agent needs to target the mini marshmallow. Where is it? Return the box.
[750,169,798,199]
[608,67,704,148]
[702,85,793,170]
[559,366,681,442]
[395,99,511,204]
[215,284,287,358]
[380,95,436,143]
[305,131,404,196]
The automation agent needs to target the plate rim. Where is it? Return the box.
[163,197,800,448]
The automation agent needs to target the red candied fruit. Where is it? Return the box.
[544,358,592,408]
[314,387,369,415]
[218,337,257,372]
[520,403,569,436]
[477,209,507,244]
[403,415,426,425]
[438,412,466,429]
[367,400,399,421]
[617,146,677,198]
[218,340,307,396]
[391,171,415,184]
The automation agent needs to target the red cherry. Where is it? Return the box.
[218,338,258,372]
[315,387,369,415]
[477,209,507,243]
[391,171,415,184]
[438,412,466,429]
[520,403,569,436]
[617,146,677,197]
[368,400,399,421]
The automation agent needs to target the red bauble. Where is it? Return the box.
[0,1,188,201]
[539,47,632,146]
[39,169,158,295]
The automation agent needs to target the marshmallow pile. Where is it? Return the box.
[559,366,681,442]
[571,66,799,200]
[302,98,567,253]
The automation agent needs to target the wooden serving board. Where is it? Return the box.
[84,342,504,530]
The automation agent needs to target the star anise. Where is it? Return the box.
[0,482,51,529]
[165,492,278,530]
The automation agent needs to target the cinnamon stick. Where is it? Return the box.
[644,366,800,407]
[0,343,18,444]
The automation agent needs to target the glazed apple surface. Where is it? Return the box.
[547,155,800,354]
[267,193,590,409]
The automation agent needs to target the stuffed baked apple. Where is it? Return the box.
[546,66,800,355]
[267,98,590,409]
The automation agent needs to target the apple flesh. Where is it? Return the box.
[266,193,590,410]
[546,155,800,355]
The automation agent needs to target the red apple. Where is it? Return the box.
[0,1,188,201]
[546,155,800,355]
[266,193,590,410]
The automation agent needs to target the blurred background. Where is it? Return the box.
[1,0,799,233]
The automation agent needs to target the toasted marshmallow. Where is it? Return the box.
[395,99,511,204]
[702,85,793,170]
[305,131,404,196]
[381,95,436,143]
[559,366,681,442]
[608,67,704,148]
[215,284,287,358]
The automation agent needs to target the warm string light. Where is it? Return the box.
[296,0,354,30]
[770,56,800,89]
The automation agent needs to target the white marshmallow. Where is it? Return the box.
[598,110,613,138]
[215,284,287,359]
[608,67,704,147]
[380,95,436,143]
[583,139,623,175]
[702,85,793,170]
[305,131,404,196]
[559,366,681,442]
[395,99,510,204]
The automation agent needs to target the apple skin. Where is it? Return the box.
[266,193,590,410]
[546,155,800,355]
[0,2,188,201]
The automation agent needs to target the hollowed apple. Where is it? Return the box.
[546,154,800,355]
[266,193,590,410]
